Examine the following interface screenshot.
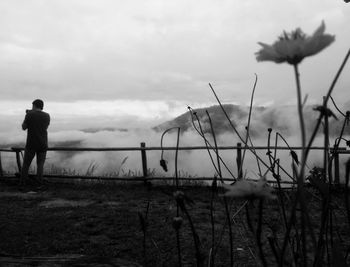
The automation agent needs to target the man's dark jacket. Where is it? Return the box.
[22,110,50,152]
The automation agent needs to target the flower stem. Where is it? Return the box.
[293,63,308,265]
[293,64,306,165]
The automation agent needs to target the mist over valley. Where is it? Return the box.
[1,103,349,180]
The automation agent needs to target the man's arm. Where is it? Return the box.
[45,113,50,129]
[22,114,28,130]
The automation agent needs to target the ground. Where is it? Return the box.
[0,179,349,266]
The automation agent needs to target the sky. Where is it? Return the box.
[1,0,349,177]
[0,0,349,129]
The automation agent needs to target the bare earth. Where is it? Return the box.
[0,179,348,266]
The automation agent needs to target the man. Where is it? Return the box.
[21,99,50,184]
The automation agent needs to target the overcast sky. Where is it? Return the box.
[0,0,349,123]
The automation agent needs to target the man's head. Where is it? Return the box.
[32,99,44,110]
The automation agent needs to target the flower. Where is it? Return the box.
[221,177,275,200]
[255,21,335,65]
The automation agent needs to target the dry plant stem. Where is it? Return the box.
[206,111,234,267]
[175,128,180,188]
[280,198,299,265]
[192,111,220,176]
[275,132,310,174]
[269,139,296,264]
[256,199,268,267]
[161,127,183,265]
[323,97,329,183]
[295,51,350,241]
[245,201,255,233]
[267,132,297,182]
[313,100,332,265]
[209,185,216,267]
[281,162,309,265]
[213,201,249,258]
[324,48,350,104]
[209,83,294,181]
[206,111,222,177]
[140,202,150,266]
[206,111,218,267]
[345,160,350,227]
[268,133,291,230]
[305,49,350,162]
[183,206,203,267]
[189,109,236,179]
[329,114,349,181]
[267,130,275,171]
[310,50,350,264]
[275,160,288,229]
[176,230,182,267]
[232,215,259,265]
[241,74,258,175]
[330,96,346,118]
[276,161,298,265]
[247,134,262,175]
[314,192,331,265]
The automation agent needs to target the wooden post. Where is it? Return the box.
[15,150,22,173]
[236,142,243,179]
[140,142,148,179]
[334,151,340,184]
[0,152,3,177]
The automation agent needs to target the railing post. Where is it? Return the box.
[236,142,243,179]
[140,142,148,179]
[12,148,22,174]
[334,151,340,184]
[0,152,3,177]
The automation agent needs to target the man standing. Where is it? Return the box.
[21,99,50,184]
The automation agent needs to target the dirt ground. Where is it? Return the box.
[0,179,349,266]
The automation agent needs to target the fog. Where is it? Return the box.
[1,103,349,182]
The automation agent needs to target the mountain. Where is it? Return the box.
[154,104,349,138]
[80,127,128,133]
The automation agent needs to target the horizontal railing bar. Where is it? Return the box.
[333,150,350,154]
[0,149,14,152]
[9,146,348,152]
[36,174,298,184]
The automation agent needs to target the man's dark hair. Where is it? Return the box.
[32,99,44,110]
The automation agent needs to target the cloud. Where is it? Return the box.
[2,101,349,181]
[0,0,349,104]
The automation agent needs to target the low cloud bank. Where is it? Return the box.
[1,103,349,181]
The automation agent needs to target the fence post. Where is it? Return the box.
[334,151,340,184]
[236,142,243,179]
[12,148,22,174]
[140,142,148,179]
[0,152,3,177]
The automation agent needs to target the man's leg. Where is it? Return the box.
[21,149,35,185]
[36,151,47,181]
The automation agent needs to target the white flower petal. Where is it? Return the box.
[312,20,325,37]
[255,21,335,65]
[303,34,335,57]
[222,179,275,199]
[256,42,285,63]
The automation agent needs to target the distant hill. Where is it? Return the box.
[80,127,128,133]
[154,104,349,138]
